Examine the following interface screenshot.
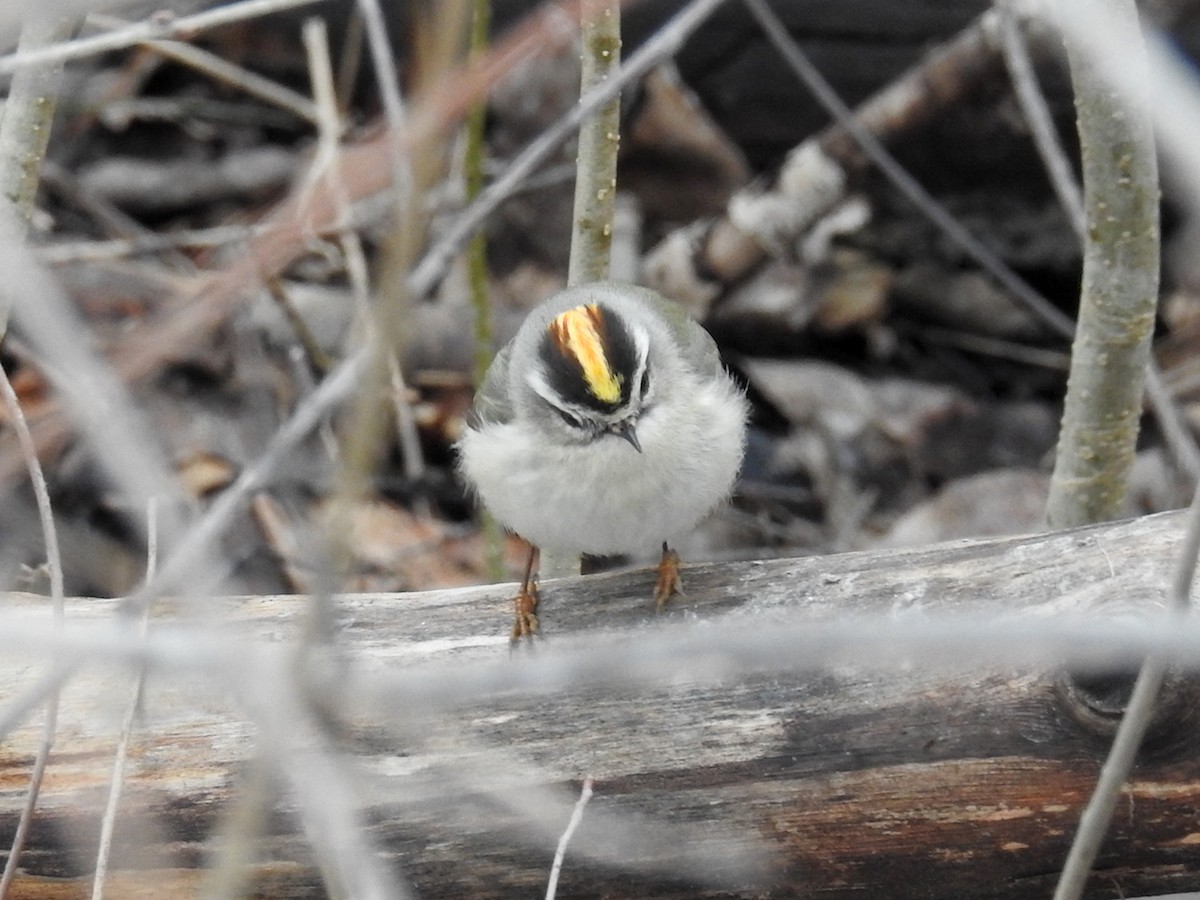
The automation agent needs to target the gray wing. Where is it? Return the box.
[636,288,725,379]
[465,342,516,428]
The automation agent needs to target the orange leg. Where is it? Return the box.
[652,542,684,610]
[511,545,541,642]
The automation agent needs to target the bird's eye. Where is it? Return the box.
[553,406,586,430]
[639,370,651,398]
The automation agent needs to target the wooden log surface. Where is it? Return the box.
[2,509,1200,898]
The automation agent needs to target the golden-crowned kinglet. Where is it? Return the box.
[458,281,747,638]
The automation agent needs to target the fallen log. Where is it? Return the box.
[2,509,1199,899]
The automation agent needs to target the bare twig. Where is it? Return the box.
[567,0,621,284]
[646,6,1016,311]
[245,676,415,900]
[1052,655,1168,900]
[1078,495,1200,899]
[319,1,468,587]
[355,0,414,211]
[545,776,595,900]
[997,3,1086,241]
[464,0,506,581]
[739,0,1074,337]
[543,0,623,581]
[1044,3,1189,892]
[34,224,259,262]
[996,4,1200,485]
[90,499,160,900]
[465,0,493,388]
[0,0,328,76]
[0,209,186,561]
[88,0,731,614]
[346,227,426,485]
[408,0,731,297]
[1052,484,1200,900]
[0,322,64,586]
[1143,366,1200,482]
[7,603,1200,720]
[738,0,1200,500]
[303,15,427,493]
[199,754,275,900]
[88,13,320,124]
[0,346,65,898]
[0,12,73,338]
[0,662,76,743]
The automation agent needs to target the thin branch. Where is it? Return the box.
[90,500,159,900]
[199,755,275,900]
[465,0,493,388]
[0,661,76,743]
[739,0,1199,492]
[0,12,73,338]
[739,0,1074,337]
[88,672,144,899]
[0,0,329,76]
[545,0,623,580]
[0,342,64,645]
[0,215,187,567]
[1051,481,1200,900]
[0,350,65,898]
[408,0,732,297]
[464,0,506,581]
[996,5,1200,484]
[324,4,472,552]
[35,224,260,263]
[8,601,1200,717]
[243,677,415,900]
[303,14,427,494]
[566,0,621,284]
[545,776,594,900]
[1049,2,1196,872]
[997,3,1086,241]
[998,6,1175,887]
[87,13,320,124]
[355,0,414,212]
[1053,654,1169,900]
[346,228,427,486]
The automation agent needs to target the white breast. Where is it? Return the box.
[458,377,746,555]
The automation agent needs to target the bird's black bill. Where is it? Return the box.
[612,421,642,453]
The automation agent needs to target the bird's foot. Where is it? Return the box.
[653,542,684,611]
[510,544,541,643]
[510,580,540,642]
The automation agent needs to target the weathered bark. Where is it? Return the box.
[2,510,1200,899]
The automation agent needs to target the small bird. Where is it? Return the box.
[457,281,747,639]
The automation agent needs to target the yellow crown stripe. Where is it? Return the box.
[548,304,623,403]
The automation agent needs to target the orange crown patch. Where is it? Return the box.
[547,304,623,404]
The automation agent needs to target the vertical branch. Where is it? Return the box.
[1048,4,1173,897]
[337,0,468,507]
[464,0,507,582]
[465,0,493,387]
[0,27,69,854]
[0,13,73,338]
[566,0,621,285]
[544,0,622,581]
[1045,0,1160,529]
[0,347,65,897]
[996,4,1086,242]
